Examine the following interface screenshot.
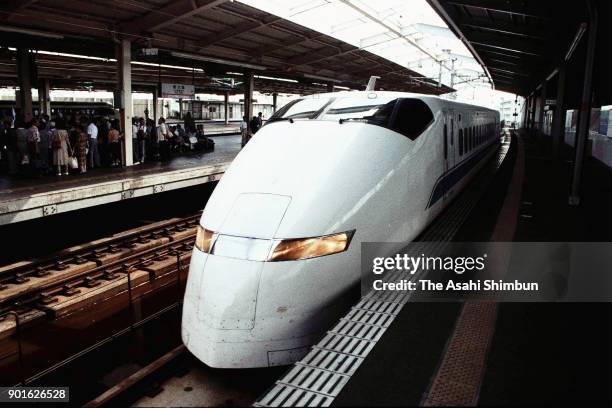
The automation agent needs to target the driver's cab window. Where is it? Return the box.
[390,99,434,140]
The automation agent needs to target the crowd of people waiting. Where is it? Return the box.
[0,111,215,178]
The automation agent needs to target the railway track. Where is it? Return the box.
[0,213,201,385]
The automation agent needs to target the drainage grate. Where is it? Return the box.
[255,139,511,407]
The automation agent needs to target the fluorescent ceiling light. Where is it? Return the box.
[255,75,298,83]
[0,26,64,39]
[132,61,204,73]
[30,50,207,73]
[170,52,266,71]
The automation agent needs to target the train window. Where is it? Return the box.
[269,96,332,121]
[459,129,464,155]
[390,98,434,140]
[466,127,474,152]
[443,124,448,160]
[450,118,454,145]
[471,126,475,150]
[471,127,474,150]
[321,95,398,121]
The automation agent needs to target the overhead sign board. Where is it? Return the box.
[140,48,159,56]
[161,83,195,99]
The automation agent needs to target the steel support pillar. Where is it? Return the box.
[244,71,254,132]
[224,91,229,124]
[272,92,278,113]
[538,81,547,135]
[525,96,531,129]
[116,39,133,167]
[529,94,537,134]
[522,96,529,129]
[153,87,159,123]
[551,63,567,159]
[525,95,532,130]
[569,0,598,206]
[16,48,33,123]
[39,78,51,117]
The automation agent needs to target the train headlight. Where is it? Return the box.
[267,231,354,262]
[195,225,214,253]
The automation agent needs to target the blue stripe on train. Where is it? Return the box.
[426,143,496,209]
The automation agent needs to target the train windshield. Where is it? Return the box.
[268,94,398,124]
[318,95,398,121]
[267,95,433,140]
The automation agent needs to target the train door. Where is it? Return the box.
[443,111,455,172]
[442,111,452,202]
[449,111,456,169]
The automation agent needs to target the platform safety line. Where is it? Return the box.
[421,134,524,407]
[254,140,511,408]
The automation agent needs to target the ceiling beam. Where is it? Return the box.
[0,0,37,20]
[447,0,551,19]
[198,15,282,48]
[252,32,325,56]
[467,31,546,57]
[287,46,356,67]
[488,66,531,77]
[460,21,548,40]
[476,48,532,60]
[122,0,228,35]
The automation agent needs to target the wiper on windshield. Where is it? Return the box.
[267,117,294,124]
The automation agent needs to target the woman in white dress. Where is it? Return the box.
[51,123,71,176]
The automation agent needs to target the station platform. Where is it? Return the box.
[257,131,612,406]
[339,133,612,406]
[0,135,241,226]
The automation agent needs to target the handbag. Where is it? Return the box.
[69,156,78,170]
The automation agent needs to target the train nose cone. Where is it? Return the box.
[220,193,291,239]
[195,193,291,331]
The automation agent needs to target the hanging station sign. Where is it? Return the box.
[161,83,195,99]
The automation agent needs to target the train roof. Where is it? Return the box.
[301,91,499,114]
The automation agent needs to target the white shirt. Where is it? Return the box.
[240,120,248,131]
[87,123,98,139]
[158,123,169,141]
[132,124,138,139]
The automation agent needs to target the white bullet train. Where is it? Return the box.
[181,91,500,368]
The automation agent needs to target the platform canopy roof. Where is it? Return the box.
[0,49,339,95]
[0,0,454,95]
[427,0,586,96]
